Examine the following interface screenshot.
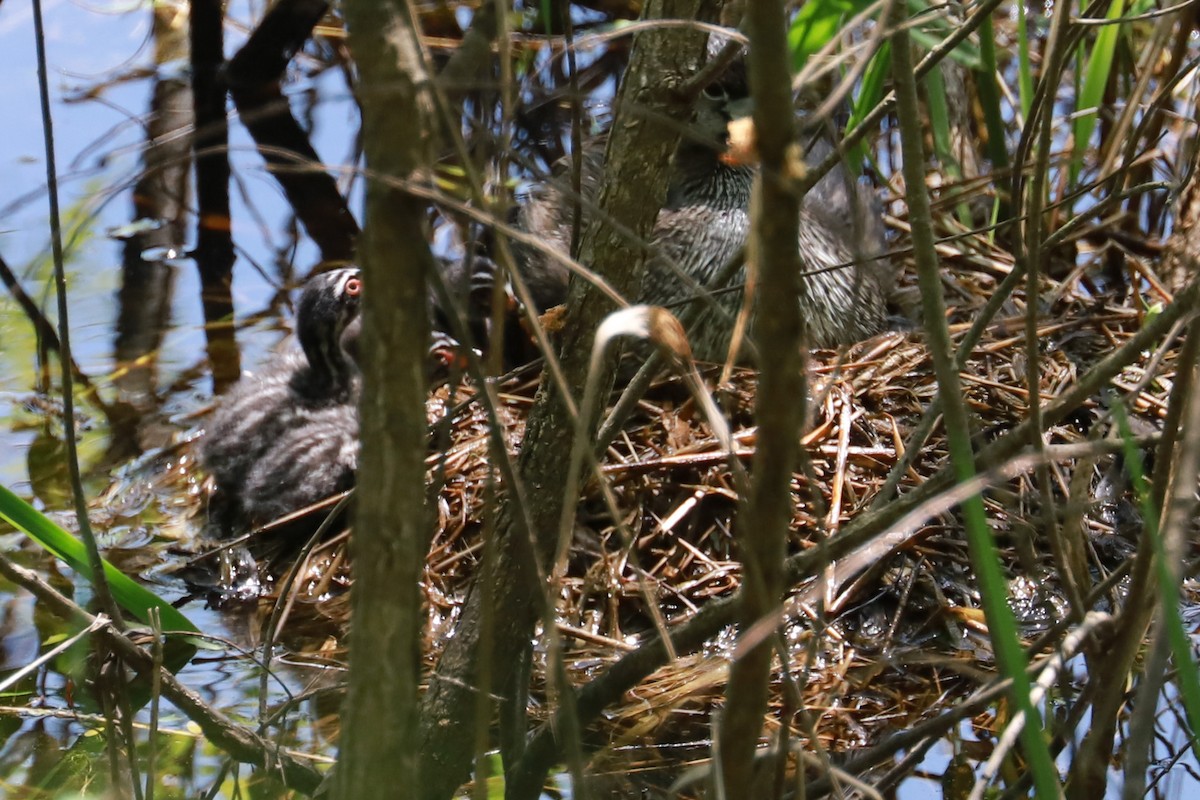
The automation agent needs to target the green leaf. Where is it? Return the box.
[0,484,198,634]
[1070,0,1127,186]
[788,0,860,71]
[924,64,952,166]
[789,0,981,73]
[847,43,890,170]
[1017,0,1034,120]
[975,12,1010,173]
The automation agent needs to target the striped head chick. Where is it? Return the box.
[291,267,363,403]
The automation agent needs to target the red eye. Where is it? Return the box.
[345,277,362,297]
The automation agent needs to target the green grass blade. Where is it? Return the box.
[847,43,890,170]
[1070,0,1127,187]
[890,10,1059,789]
[1115,405,1200,763]
[925,65,952,165]
[905,0,981,70]
[1017,0,1033,120]
[956,477,1061,796]
[923,66,973,226]
[0,484,198,633]
[976,11,1009,171]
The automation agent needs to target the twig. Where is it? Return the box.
[0,554,325,793]
[31,0,123,629]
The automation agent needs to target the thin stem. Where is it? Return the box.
[31,0,122,626]
[890,4,1061,796]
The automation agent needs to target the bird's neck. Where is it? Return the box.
[667,141,754,210]
[296,338,357,402]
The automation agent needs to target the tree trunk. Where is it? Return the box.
[335,1,436,797]
[416,3,719,798]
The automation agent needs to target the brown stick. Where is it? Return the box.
[0,555,325,794]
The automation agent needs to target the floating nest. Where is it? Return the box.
[91,206,1178,786]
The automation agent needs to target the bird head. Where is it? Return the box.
[297,267,363,375]
[682,36,754,163]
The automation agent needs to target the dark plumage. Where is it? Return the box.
[429,255,501,352]
[513,44,893,361]
[201,268,362,537]
[238,403,359,526]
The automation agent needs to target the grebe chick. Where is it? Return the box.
[201,268,362,537]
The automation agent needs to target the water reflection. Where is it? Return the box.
[0,0,360,791]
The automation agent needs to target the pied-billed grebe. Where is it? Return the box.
[201,268,362,537]
[513,42,893,361]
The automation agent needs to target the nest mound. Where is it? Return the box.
[89,197,1180,787]
[198,217,1174,774]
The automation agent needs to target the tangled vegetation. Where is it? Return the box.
[1,0,1199,798]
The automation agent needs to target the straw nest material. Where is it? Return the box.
[178,208,1178,767]
[93,198,1178,778]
